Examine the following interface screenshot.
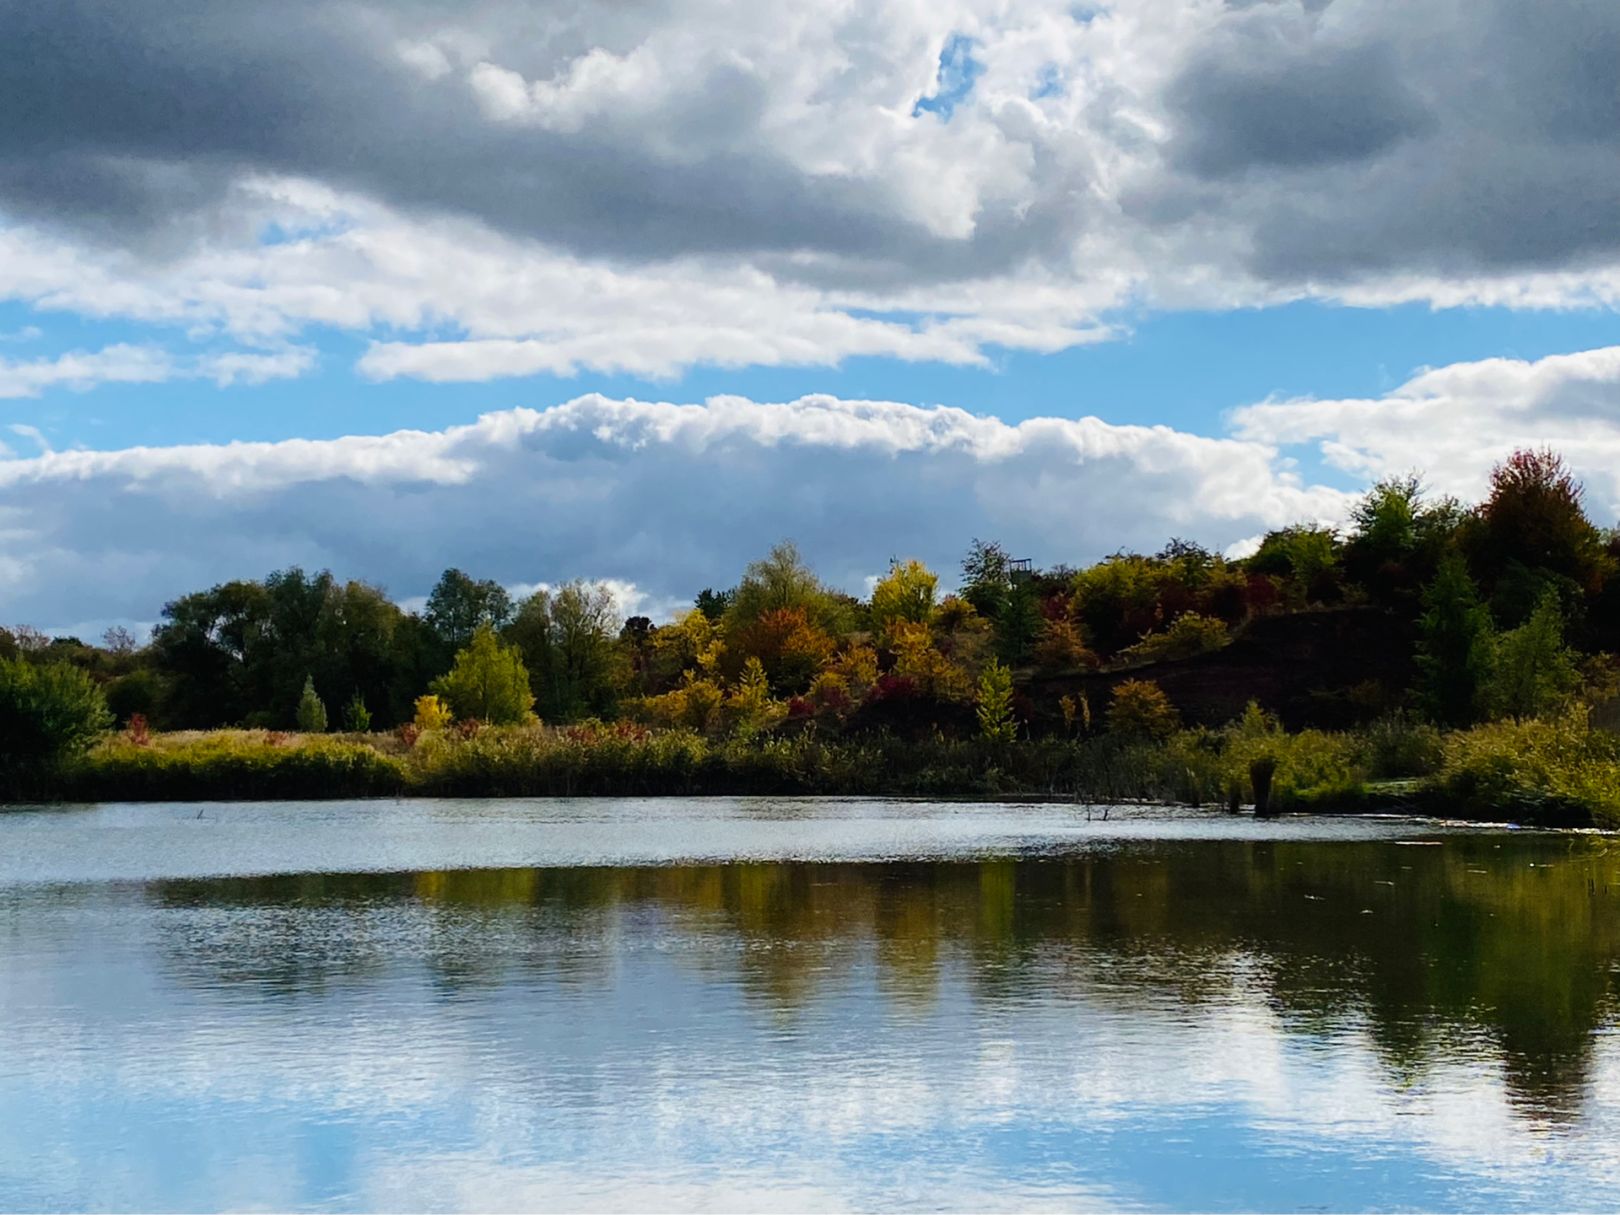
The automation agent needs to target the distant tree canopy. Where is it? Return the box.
[7,448,1617,743]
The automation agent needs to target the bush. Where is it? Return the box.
[0,658,113,794]
[1106,680,1180,741]
[1431,712,1620,827]
[413,694,454,731]
[1119,612,1230,665]
[1356,712,1444,779]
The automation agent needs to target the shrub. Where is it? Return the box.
[1106,680,1180,741]
[295,676,328,733]
[1432,711,1620,827]
[0,658,113,792]
[125,713,152,747]
[1119,612,1230,665]
[1356,712,1443,779]
[413,694,453,731]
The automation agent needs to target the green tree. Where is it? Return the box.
[1488,593,1580,719]
[505,581,623,721]
[869,559,939,631]
[0,658,113,792]
[1416,552,1495,727]
[976,660,1017,744]
[295,675,328,733]
[961,539,1014,621]
[425,569,514,651]
[725,542,843,633]
[342,692,373,733]
[432,625,537,725]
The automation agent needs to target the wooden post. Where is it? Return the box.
[1250,756,1278,818]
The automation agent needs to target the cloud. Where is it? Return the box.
[0,341,313,400]
[0,392,1349,631]
[3,2,1620,383]
[1232,345,1620,516]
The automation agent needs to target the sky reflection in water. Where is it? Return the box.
[1,799,1617,1212]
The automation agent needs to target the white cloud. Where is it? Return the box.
[1232,345,1620,518]
[0,341,315,402]
[0,391,1350,631]
[0,344,175,400]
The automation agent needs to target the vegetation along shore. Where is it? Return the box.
[5,447,1620,826]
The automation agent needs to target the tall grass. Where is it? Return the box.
[40,712,1620,827]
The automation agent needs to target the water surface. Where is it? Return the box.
[2,799,1617,1211]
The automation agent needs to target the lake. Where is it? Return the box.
[1,798,1617,1212]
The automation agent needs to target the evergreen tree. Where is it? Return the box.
[342,692,372,733]
[295,675,328,733]
[976,660,1017,744]
[1416,552,1495,726]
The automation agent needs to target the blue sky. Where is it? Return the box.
[5,0,1620,631]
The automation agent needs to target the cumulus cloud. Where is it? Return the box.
[0,392,1350,631]
[1232,345,1620,516]
[2,1,1620,382]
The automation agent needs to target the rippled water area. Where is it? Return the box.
[2,798,1618,1211]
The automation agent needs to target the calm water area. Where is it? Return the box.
[1,798,1617,1211]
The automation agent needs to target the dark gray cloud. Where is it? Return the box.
[1151,0,1620,282]
[3,0,1620,321]
[1167,39,1428,175]
[0,0,1065,283]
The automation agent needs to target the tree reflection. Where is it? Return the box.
[151,835,1620,1119]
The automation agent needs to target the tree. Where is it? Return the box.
[1106,679,1180,740]
[731,607,835,693]
[961,539,1014,621]
[150,579,273,726]
[425,569,514,651]
[976,660,1017,744]
[869,559,939,631]
[726,542,842,633]
[1416,551,1495,727]
[693,587,734,622]
[431,625,536,725]
[1488,592,1579,719]
[506,581,623,721]
[342,692,372,733]
[295,676,328,733]
[0,658,112,791]
[1478,449,1605,594]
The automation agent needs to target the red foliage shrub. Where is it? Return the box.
[396,723,422,749]
[125,713,151,747]
[868,673,918,702]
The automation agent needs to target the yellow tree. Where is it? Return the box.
[870,559,939,631]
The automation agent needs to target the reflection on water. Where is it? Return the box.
[1,802,1618,1211]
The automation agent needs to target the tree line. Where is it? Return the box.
[3,447,1617,745]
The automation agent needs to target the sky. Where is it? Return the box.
[3,0,1620,635]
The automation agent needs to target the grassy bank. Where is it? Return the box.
[32,711,1620,828]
